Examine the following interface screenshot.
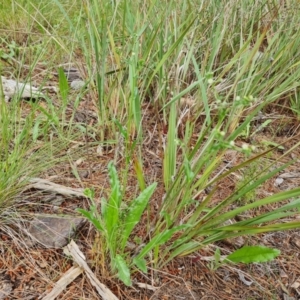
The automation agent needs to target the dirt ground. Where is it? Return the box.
[1,78,300,300]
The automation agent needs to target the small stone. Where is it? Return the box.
[1,76,45,101]
[70,79,85,90]
[25,215,85,248]
[63,68,82,82]
[274,177,284,187]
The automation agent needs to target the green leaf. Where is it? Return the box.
[58,67,69,101]
[84,188,95,200]
[115,255,132,286]
[183,157,195,182]
[133,156,146,191]
[101,197,107,217]
[214,247,221,263]
[121,183,157,250]
[133,257,147,273]
[77,207,104,232]
[104,162,122,238]
[226,246,280,264]
[163,102,177,190]
[261,140,285,150]
[32,119,41,142]
[136,225,189,260]
[231,198,300,227]
[145,16,197,94]
[167,241,200,263]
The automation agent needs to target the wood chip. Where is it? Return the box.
[279,172,300,179]
[64,240,119,300]
[41,267,83,300]
[1,76,45,101]
[27,178,86,198]
[0,280,13,299]
[291,279,300,289]
[136,282,159,291]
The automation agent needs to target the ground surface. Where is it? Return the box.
[1,74,300,300]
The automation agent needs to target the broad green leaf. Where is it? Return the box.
[115,255,132,286]
[101,197,107,218]
[105,162,122,237]
[226,246,280,264]
[133,156,146,191]
[133,257,147,273]
[32,119,41,142]
[121,183,157,250]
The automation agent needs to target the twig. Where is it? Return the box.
[41,267,83,300]
[64,240,119,300]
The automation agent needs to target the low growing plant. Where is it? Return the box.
[5,0,300,290]
[77,161,157,286]
[209,246,281,271]
[78,147,295,286]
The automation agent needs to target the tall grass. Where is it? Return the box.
[1,0,300,286]
[0,96,77,209]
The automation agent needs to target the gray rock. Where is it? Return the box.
[1,76,45,102]
[70,79,86,90]
[25,214,85,248]
[63,68,82,82]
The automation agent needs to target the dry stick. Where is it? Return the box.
[27,178,86,198]
[64,240,119,300]
[41,267,83,300]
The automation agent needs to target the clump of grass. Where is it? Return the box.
[0,93,83,210]
[235,156,268,204]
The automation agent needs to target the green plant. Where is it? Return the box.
[0,38,19,62]
[0,96,76,209]
[68,0,300,286]
[152,121,300,269]
[235,157,264,204]
[209,246,280,271]
[3,0,300,293]
[77,162,157,286]
[289,88,300,119]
